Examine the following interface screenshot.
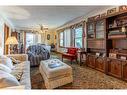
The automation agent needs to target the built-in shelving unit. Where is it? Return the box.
[86,6,127,81]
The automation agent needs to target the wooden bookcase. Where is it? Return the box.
[86,11,127,81]
[86,18,106,72]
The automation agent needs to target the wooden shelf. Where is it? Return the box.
[108,25,127,30]
[87,38,105,40]
[108,34,127,39]
[117,53,127,56]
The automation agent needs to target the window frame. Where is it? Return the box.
[59,32,64,47]
[74,26,83,48]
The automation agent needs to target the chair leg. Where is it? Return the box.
[76,59,78,64]
[62,56,63,61]
[71,60,72,64]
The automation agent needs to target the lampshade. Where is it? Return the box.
[5,36,18,45]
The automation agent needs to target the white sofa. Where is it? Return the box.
[0,54,31,89]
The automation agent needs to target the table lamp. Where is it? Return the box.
[5,36,18,54]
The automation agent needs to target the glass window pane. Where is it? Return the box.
[75,27,83,38]
[64,29,71,47]
[60,32,64,46]
[26,33,34,48]
[75,38,82,48]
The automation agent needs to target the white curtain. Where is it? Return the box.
[64,29,71,47]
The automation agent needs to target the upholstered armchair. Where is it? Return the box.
[27,44,50,66]
[62,48,78,64]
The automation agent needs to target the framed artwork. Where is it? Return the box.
[107,8,117,15]
[47,34,50,40]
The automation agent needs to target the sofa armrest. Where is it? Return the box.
[3,85,25,89]
[7,54,28,62]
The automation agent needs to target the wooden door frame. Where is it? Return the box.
[4,24,9,55]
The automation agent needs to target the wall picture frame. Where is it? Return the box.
[47,34,50,40]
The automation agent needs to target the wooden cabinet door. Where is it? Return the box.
[108,59,122,78]
[95,57,105,72]
[87,55,95,68]
[122,61,127,81]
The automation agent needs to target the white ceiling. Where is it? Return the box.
[0,6,112,30]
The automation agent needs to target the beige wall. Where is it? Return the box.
[56,6,115,53]
[43,29,57,45]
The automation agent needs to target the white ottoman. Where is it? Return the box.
[39,59,73,89]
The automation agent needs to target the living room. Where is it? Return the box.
[0,1,127,94]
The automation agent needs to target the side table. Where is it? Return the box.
[77,50,87,66]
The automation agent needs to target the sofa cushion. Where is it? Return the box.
[40,59,72,79]
[0,70,20,88]
[0,64,12,73]
[9,57,21,64]
[11,63,24,81]
[19,61,31,89]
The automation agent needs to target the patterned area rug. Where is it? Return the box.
[30,52,127,89]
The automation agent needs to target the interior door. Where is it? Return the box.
[4,24,9,55]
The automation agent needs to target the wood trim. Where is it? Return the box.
[4,24,9,55]
[24,32,26,53]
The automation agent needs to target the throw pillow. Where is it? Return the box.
[0,55,14,69]
[0,64,12,73]
[0,70,20,88]
[11,71,23,81]
[9,57,21,64]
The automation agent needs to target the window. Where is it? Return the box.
[26,33,35,48]
[74,27,83,48]
[59,32,64,46]
[64,29,71,47]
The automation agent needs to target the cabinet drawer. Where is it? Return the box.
[122,61,127,81]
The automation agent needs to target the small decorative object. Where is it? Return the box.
[96,53,100,56]
[121,26,126,32]
[100,13,107,18]
[113,20,117,27]
[119,5,127,12]
[107,8,117,15]
[109,53,117,58]
[109,24,113,28]
[47,34,50,40]
[102,53,106,57]
[120,56,126,60]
